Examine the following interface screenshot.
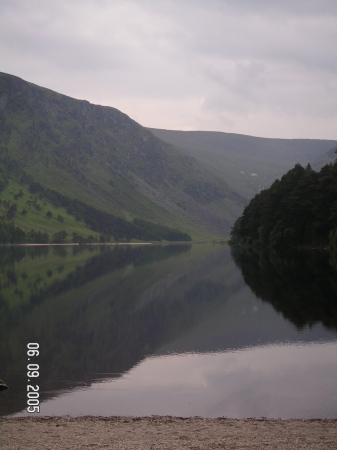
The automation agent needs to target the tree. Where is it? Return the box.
[6,203,17,220]
[52,231,68,244]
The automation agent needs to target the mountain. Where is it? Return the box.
[1,72,336,243]
[0,72,245,241]
[150,129,337,201]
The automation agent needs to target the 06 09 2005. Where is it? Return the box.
[27,343,40,413]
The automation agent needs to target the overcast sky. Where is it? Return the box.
[1,0,337,139]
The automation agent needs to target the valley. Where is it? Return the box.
[1,72,336,243]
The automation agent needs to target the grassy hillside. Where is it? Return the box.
[150,129,337,201]
[0,179,93,239]
[0,73,246,240]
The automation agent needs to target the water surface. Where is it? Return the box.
[0,244,336,418]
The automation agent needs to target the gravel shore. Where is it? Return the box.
[1,416,337,449]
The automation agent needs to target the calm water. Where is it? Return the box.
[0,244,336,418]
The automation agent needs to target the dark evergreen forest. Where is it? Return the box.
[231,151,337,248]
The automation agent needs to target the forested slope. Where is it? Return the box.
[231,156,337,248]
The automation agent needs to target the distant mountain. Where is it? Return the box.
[312,145,337,171]
[0,73,245,241]
[150,129,337,201]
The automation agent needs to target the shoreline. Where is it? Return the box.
[1,240,225,247]
[2,241,197,247]
[5,242,153,247]
[1,416,337,449]
[12,242,153,246]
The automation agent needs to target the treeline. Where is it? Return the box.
[231,156,337,248]
[132,218,191,242]
[0,222,66,244]
[0,219,191,245]
[30,183,191,242]
[0,179,191,243]
[0,222,26,244]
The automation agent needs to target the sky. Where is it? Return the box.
[1,0,337,139]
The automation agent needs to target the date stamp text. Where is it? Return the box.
[27,343,40,413]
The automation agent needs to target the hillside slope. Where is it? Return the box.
[150,129,337,201]
[312,146,337,171]
[0,73,245,240]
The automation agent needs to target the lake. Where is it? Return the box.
[1,244,336,418]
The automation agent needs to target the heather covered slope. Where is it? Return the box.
[0,73,245,241]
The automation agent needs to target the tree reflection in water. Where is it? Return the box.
[230,245,337,331]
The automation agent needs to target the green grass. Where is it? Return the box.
[0,180,94,238]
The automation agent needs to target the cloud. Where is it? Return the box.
[0,0,337,138]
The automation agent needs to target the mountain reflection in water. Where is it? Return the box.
[1,244,336,418]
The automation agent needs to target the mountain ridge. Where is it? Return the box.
[150,128,337,201]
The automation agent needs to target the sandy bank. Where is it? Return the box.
[1,416,336,449]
